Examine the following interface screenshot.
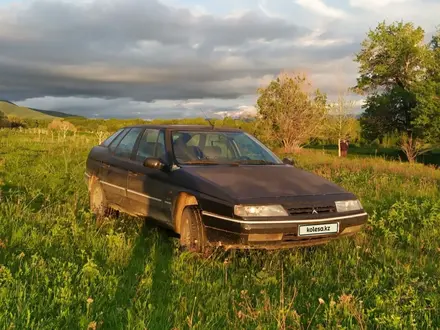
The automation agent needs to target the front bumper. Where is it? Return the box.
[201,211,368,249]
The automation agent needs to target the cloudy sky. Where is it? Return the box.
[0,0,438,119]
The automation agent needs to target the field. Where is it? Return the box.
[1,130,440,330]
[307,144,440,167]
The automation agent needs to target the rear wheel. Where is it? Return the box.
[180,206,207,253]
[89,179,111,225]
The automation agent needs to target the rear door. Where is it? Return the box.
[100,127,144,208]
[126,129,171,224]
[86,128,125,182]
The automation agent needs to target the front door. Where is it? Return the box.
[126,129,171,225]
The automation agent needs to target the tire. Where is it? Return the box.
[89,179,110,225]
[179,206,207,253]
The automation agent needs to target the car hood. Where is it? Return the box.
[182,165,348,200]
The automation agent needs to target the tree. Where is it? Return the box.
[322,92,360,156]
[412,28,440,144]
[399,133,430,164]
[256,71,327,152]
[48,119,77,139]
[7,115,25,128]
[96,125,108,144]
[359,86,415,143]
[353,21,436,162]
[354,21,429,94]
[0,111,9,128]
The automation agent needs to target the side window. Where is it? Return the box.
[156,130,166,160]
[172,133,181,142]
[108,128,129,152]
[135,129,167,161]
[101,128,124,147]
[135,129,159,161]
[186,134,200,147]
[113,128,143,158]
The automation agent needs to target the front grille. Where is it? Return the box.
[286,205,336,216]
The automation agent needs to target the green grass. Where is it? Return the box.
[1,130,440,329]
[306,144,440,166]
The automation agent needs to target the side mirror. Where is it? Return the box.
[282,157,295,166]
[143,157,167,171]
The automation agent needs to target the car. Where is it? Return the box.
[85,124,368,252]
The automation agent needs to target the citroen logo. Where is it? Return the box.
[312,209,318,214]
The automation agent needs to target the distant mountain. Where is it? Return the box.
[29,107,81,118]
[0,100,79,119]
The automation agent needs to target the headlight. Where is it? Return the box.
[335,200,363,212]
[234,205,288,217]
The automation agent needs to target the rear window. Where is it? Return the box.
[101,128,124,147]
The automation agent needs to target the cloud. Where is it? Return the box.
[258,0,281,18]
[214,105,258,119]
[294,29,353,47]
[350,0,412,10]
[16,95,259,119]
[0,0,312,107]
[2,0,439,118]
[294,0,347,19]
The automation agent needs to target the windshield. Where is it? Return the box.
[171,130,283,165]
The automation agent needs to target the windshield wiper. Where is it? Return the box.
[181,160,241,166]
[236,159,279,165]
[181,160,221,165]
[180,159,278,166]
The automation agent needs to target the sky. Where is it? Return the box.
[0,0,439,119]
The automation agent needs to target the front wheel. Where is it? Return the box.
[179,206,207,253]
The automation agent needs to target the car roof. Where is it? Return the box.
[121,124,244,132]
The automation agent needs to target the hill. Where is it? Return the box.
[0,100,78,119]
[29,108,80,118]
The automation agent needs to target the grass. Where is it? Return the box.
[306,144,440,167]
[0,129,439,329]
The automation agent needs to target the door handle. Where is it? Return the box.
[102,163,110,169]
[128,171,140,177]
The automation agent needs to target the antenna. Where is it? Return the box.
[199,108,215,129]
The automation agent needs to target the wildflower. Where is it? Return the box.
[87,321,97,330]
[318,298,325,305]
[0,239,6,249]
[87,297,94,304]
[240,290,248,298]
[339,294,353,305]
